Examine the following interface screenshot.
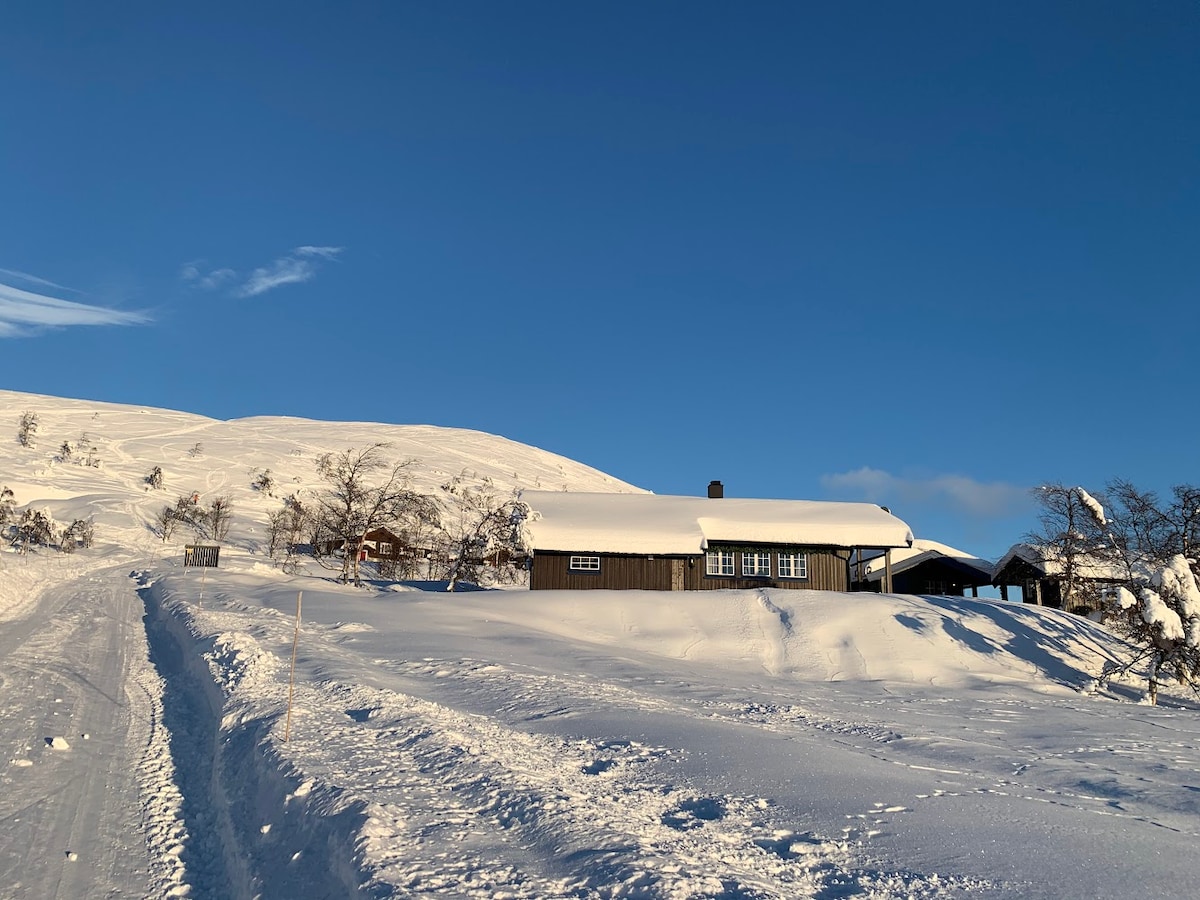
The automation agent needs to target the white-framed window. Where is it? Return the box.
[378,542,393,556]
[569,555,601,572]
[778,552,808,579]
[706,550,734,576]
[741,551,771,577]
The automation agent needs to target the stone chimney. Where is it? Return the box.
[707,480,724,499]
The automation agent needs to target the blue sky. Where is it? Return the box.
[1,2,1196,562]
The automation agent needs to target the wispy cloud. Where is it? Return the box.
[820,466,1031,518]
[0,280,149,338]
[182,246,344,298]
[181,261,237,290]
[0,267,80,293]
[237,256,318,297]
[200,268,237,290]
[294,245,343,260]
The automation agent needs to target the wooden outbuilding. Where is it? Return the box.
[990,543,1124,615]
[520,487,913,592]
[852,539,994,596]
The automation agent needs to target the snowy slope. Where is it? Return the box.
[1,389,1199,900]
[0,388,644,564]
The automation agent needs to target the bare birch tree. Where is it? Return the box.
[437,473,531,591]
[314,444,440,586]
[1025,483,1110,611]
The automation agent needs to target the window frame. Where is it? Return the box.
[777,551,809,579]
[705,549,735,576]
[741,551,772,578]
[568,555,601,573]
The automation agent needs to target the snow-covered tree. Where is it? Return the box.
[1093,481,1200,703]
[77,432,99,467]
[0,485,15,528]
[13,507,57,552]
[61,518,95,553]
[16,411,38,448]
[1104,556,1200,704]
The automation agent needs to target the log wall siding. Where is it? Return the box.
[530,554,681,591]
[697,547,850,591]
[530,547,853,591]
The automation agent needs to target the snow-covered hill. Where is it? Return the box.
[2,389,1199,900]
[0,388,644,564]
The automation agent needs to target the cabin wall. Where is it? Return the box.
[529,548,852,591]
[530,554,681,591]
[695,547,850,591]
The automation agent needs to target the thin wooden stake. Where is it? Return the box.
[284,591,303,742]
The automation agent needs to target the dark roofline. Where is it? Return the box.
[862,550,994,583]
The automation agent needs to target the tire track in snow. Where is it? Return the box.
[131,664,192,898]
[144,606,871,897]
[142,584,371,900]
[141,585,246,900]
[277,671,997,898]
[283,677,857,898]
[0,559,159,899]
[146,589,1000,898]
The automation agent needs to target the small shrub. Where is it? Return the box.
[61,518,95,552]
[17,411,38,448]
[253,469,275,496]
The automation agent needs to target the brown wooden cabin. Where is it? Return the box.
[521,486,914,592]
[320,527,415,561]
[529,545,856,591]
[852,541,994,596]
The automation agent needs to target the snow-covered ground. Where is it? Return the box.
[2,389,1198,899]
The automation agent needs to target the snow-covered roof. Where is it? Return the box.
[991,542,1127,582]
[861,538,994,582]
[520,490,914,555]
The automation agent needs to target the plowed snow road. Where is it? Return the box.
[0,558,156,900]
